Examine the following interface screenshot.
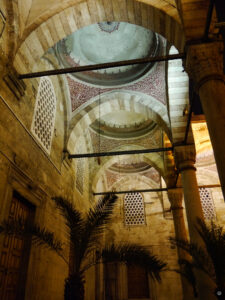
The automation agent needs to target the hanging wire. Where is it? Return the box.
[98,89,101,165]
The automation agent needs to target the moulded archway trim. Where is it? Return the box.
[67,90,171,152]
[13,0,185,74]
[91,149,168,193]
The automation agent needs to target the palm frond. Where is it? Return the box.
[0,218,64,258]
[196,218,225,287]
[100,243,166,282]
[174,259,198,298]
[52,197,84,243]
[78,194,118,262]
[169,237,215,280]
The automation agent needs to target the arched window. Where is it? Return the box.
[124,192,146,226]
[31,77,57,153]
[199,188,216,220]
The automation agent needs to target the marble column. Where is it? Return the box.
[175,145,216,300]
[186,42,225,200]
[168,188,194,300]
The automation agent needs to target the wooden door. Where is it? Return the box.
[127,264,150,299]
[105,263,118,300]
[0,192,35,300]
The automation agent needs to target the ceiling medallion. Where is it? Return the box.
[98,22,120,33]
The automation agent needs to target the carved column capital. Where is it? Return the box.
[174,145,196,172]
[185,42,225,91]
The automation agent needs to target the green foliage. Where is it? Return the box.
[101,243,166,281]
[174,259,198,298]
[0,194,166,300]
[170,218,225,299]
[0,217,63,254]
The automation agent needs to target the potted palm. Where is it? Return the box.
[0,193,166,300]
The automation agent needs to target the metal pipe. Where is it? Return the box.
[93,188,169,196]
[68,147,173,159]
[202,0,214,41]
[18,53,185,79]
[183,97,194,144]
[93,184,221,196]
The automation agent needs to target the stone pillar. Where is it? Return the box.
[186,42,225,200]
[175,145,204,243]
[168,188,194,300]
[175,145,216,300]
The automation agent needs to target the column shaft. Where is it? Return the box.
[175,146,216,300]
[168,189,195,300]
[198,79,225,198]
[186,42,225,200]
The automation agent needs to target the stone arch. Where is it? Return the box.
[13,0,185,73]
[67,90,171,152]
[91,151,167,193]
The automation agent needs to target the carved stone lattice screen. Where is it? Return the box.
[199,188,216,220]
[124,192,146,226]
[31,77,57,153]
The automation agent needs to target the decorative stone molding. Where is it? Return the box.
[174,145,196,172]
[185,42,225,91]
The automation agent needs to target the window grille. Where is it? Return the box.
[31,77,57,153]
[199,188,216,220]
[124,192,145,226]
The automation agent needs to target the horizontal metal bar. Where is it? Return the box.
[68,147,173,159]
[18,53,185,79]
[93,188,168,196]
[93,184,221,196]
[202,0,214,41]
[198,184,221,189]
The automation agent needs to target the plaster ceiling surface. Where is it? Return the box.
[89,122,162,152]
[56,22,159,86]
[100,111,147,127]
[91,111,157,139]
[109,161,151,173]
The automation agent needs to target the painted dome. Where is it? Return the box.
[55,22,160,86]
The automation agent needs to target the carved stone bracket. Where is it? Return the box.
[3,70,26,100]
[174,144,196,172]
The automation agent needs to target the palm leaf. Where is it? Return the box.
[170,236,214,279]
[100,243,166,282]
[196,219,225,288]
[52,197,84,244]
[0,217,63,254]
[77,194,118,265]
[173,258,198,297]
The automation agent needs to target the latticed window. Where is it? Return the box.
[31,77,57,153]
[124,192,146,226]
[199,188,216,220]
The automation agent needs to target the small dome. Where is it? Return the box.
[55,22,160,86]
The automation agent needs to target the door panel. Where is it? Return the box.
[127,264,150,299]
[0,192,34,300]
